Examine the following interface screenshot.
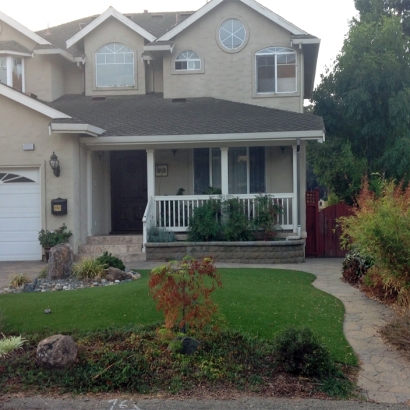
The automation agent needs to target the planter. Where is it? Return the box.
[44,247,51,262]
[146,239,305,264]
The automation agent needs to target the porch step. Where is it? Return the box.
[75,235,145,265]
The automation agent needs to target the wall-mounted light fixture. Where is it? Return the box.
[49,152,60,177]
[97,151,104,161]
[172,149,177,156]
[280,146,285,154]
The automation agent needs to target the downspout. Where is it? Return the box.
[287,138,301,240]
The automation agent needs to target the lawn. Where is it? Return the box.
[0,268,356,365]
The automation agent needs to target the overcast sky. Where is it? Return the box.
[1,0,358,87]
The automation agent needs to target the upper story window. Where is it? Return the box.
[256,47,297,94]
[219,18,247,52]
[95,43,134,88]
[0,56,24,91]
[175,51,201,71]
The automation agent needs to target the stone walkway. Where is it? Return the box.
[1,258,409,404]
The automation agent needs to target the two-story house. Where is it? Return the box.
[0,0,324,262]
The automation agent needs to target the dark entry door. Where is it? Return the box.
[111,151,147,233]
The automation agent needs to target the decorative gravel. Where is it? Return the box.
[0,272,141,294]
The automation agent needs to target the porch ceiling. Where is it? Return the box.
[49,94,324,141]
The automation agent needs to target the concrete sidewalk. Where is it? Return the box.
[1,258,409,404]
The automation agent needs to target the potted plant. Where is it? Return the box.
[38,224,72,261]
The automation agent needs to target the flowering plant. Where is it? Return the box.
[38,224,72,248]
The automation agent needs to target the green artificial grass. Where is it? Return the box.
[0,268,356,365]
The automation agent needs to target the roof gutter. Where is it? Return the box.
[34,48,83,63]
[49,122,106,137]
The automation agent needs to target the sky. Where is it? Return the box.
[1,0,358,87]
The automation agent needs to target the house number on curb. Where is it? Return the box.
[108,399,142,410]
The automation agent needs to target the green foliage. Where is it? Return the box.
[222,197,252,241]
[0,334,27,358]
[339,179,410,305]
[96,252,125,271]
[310,11,410,202]
[9,274,30,288]
[272,327,336,378]
[148,257,222,333]
[38,267,47,279]
[381,309,410,360]
[38,224,72,248]
[252,194,283,240]
[73,258,106,280]
[342,251,374,284]
[147,226,176,243]
[187,198,222,241]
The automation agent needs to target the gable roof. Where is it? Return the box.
[0,41,32,56]
[48,94,325,139]
[66,7,156,49]
[0,10,51,46]
[158,0,309,42]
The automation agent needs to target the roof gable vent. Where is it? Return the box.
[152,14,164,18]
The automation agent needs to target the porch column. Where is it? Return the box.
[86,150,92,237]
[292,144,298,233]
[146,149,155,199]
[220,147,229,195]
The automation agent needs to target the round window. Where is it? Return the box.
[219,19,246,50]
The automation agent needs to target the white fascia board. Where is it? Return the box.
[80,130,325,146]
[0,50,32,57]
[291,38,321,45]
[158,0,225,41]
[50,123,105,137]
[66,7,156,49]
[0,11,51,45]
[144,44,174,52]
[34,48,76,62]
[0,83,70,119]
[158,0,307,42]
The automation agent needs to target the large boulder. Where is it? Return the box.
[47,244,73,280]
[105,267,131,282]
[36,334,77,368]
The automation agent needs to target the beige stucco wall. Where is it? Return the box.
[0,95,84,253]
[266,146,293,193]
[64,63,85,95]
[83,18,146,96]
[163,1,303,112]
[0,21,37,49]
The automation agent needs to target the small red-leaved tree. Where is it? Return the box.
[148,257,222,333]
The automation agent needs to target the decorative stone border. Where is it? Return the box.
[146,240,305,264]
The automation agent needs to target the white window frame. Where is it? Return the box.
[0,56,25,92]
[95,43,135,88]
[219,18,246,51]
[255,47,297,94]
[175,50,201,71]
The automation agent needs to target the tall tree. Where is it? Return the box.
[308,13,410,203]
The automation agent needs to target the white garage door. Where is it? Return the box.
[0,168,42,261]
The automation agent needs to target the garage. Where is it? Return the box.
[0,168,42,261]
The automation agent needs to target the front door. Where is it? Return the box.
[111,151,147,233]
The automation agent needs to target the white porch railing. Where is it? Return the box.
[142,196,155,252]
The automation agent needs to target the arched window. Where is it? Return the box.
[175,51,201,71]
[95,43,134,88]
[256,47,296,93]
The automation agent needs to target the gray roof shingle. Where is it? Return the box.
[48,94,324,137]
[0,40,32,54]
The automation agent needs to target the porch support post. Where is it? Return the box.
[86,150,92,237]
[146,149,155,200]
[220,147,229,195]
[292,144,298,233]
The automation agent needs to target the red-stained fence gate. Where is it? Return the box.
[305,190,353,258]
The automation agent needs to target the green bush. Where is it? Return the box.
[272,326,336,378]
[73,258,106,280]
[339,179,410,306]
[252,194,283,240]
[222,197,252,241]
[342,251,373,285]
[96,251,125,271]
[188,198,222,242]
[38,224,72,248]
[147,226,176,243]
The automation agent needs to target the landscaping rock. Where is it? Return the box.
[36,334,77,368]
[105,267,132,282]
[23,278,38,293]
[47,244,73,280]
[182,337,199,355]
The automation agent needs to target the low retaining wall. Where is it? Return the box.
[146,240,305,264]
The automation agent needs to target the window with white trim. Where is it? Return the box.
[256,47,297,94]
[95,43,134,88]
[219,19,246,50]
[0,56,24,91]
[194,148,221,195]
[175,50,201,71]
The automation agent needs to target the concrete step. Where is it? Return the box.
[86,235,143,245]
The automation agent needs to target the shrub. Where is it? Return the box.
[339,179,410,306]
[252,194,283,240]
[96,252,125,271]
[0,335,27,358]
[147,226,176,243]
[188,199,222,242]
[9,273,30,288]
[222,197,252,241]
[148,257,222,333]
[380,310,410,360]
[73,258,106,280]
[342,251,373,285]
[38,224,72,248]
[272,327,336,378]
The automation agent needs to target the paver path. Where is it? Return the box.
[1,258,410,404]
